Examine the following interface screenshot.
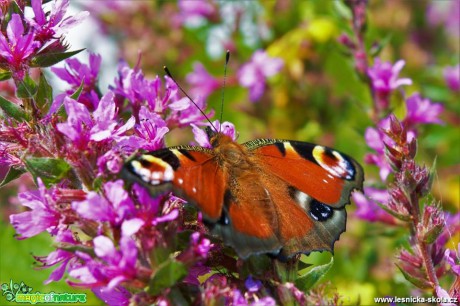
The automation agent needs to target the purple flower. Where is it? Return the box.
[93,235,138,286]
[251,297,276,306]
[404,93,444,126]
[238,50,284,102]
[9,178,60,238]
[28,0,88,43]
[186,62,220,99]
[112,61,171,118]
[177,0,217,26]
[435,286,458,306]
[112,60,214,127]
[92,286,131,306]
[352,187,396,224]
[129,184,179,232]
[245,276,262,293]
[56,93,134,150]
[0,14,40,79]
[203,275,245,305]
[34,230,79,284]
[71,180,135,225]
[56,97,93,149]
[443,64,460,92]
[116,106,169,153]
[97,149,124,175]
[52,53,102,110]
[437,213,460,247]
[283,283,306,305]
[363,126,392,181]
[69,232,138,289]
[191,120,236,148]
[189,232,212,258]
[445,243,460,276]
[89,92,135,142]
[427,1,460,38]
[367,59,412,110]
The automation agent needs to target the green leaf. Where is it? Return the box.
[35,72,53,112]
[333,1,352,20]
[0,70,12,81]
[295,257,333,292]
[0,95,28,121]
[70,80,85,100]
[370,34,393,57]
[148,259,188,295]
[31,49,85,68]
[0,167,25,188]
[149,246,171,267]
[395,264,431,289]
[24,157,72,187]
[16,74,38,99]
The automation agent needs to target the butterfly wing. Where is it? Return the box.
[122,145,282,257]
[244,139,364,257]
[123,146,225,221]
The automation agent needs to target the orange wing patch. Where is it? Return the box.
[254,144,344,206]
[170,149,226,221]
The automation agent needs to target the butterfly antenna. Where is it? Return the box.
[164,66,217,131]
[219,50,230,133]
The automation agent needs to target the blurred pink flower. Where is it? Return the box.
[186,62,220,100]
[363,125,392,181]
[353,187,396,224]
[367,59,412,110]
[176,0,216,26]
[404,93,444,126]
[443,64,460,92]
[435,286,458,306]
[445,243,460,276]
[238,50,284,102]
[427,1,460,38]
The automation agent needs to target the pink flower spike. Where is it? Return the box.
[367,58,412,110]
[443,64,460,92]
[435,286,457,306]
[444,243,460,276]
[404,93,444,126]
[238,50,284,102]
[186,62,220,99]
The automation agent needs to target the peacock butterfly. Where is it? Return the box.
[122,55,364,259]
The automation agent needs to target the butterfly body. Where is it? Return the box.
[123,128,363,259]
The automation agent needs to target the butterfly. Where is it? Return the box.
[122,123,364,259]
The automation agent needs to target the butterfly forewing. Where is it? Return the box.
[123,146,226,221]
[244,139,364,207]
